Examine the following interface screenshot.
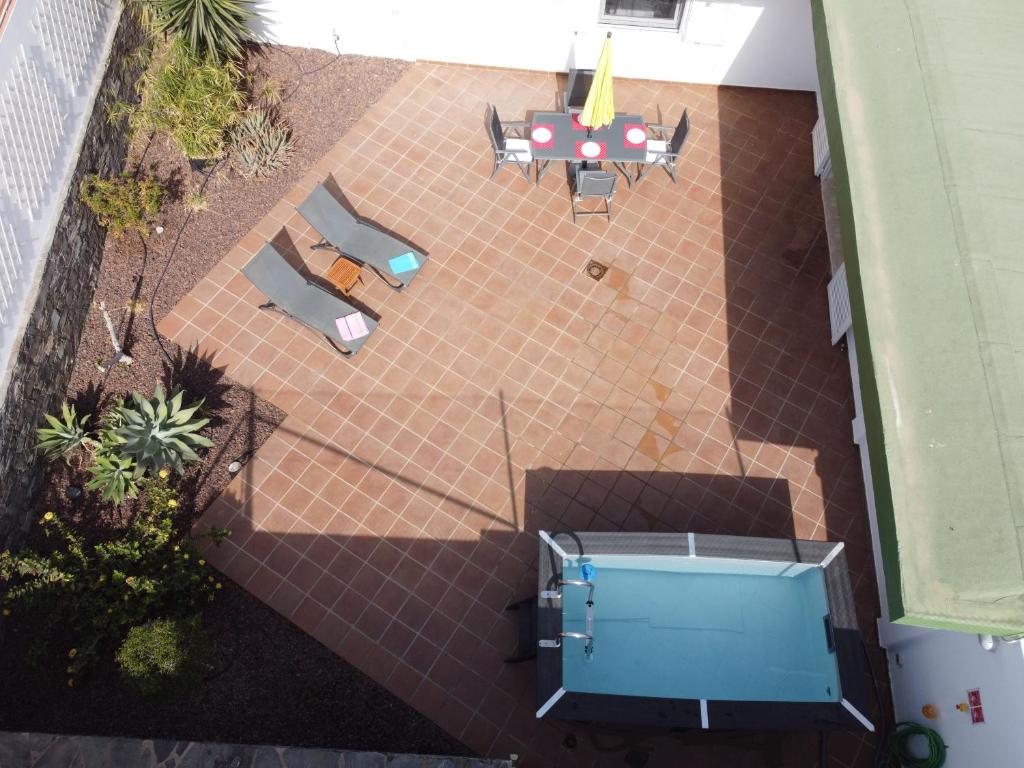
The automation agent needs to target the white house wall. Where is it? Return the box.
[250,0,818,91]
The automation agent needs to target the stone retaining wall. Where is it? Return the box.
[0,10,143,546]
[0,731,508,768]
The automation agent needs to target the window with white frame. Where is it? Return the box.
[600,0,685,30]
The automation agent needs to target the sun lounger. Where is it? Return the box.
[241,242,378,356]
[297,183,428,291]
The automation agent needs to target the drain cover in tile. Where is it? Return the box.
[584,260,608,281]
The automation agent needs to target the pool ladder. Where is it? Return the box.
[539,579,595,656]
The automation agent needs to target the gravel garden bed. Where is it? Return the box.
[37,45,411,528]
[1,44,467,757]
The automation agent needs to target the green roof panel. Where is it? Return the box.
[813,0,1024,633]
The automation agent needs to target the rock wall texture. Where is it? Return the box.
[0,10,143,546]
[0,731,506,768]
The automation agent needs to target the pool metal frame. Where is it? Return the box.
[536,531,874,732]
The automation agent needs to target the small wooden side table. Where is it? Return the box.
[324,257,362,294]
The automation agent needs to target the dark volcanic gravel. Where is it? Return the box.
[4,48,466,757]
[0,580,468,757]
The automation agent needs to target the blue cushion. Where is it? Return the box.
[389,252,420,274]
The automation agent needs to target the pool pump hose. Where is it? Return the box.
[890,722,946,768]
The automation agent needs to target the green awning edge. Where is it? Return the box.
[810,0,906,627]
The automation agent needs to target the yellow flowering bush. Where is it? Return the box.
[0,474,218,672]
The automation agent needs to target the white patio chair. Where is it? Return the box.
[636,109,690,185]
[487,105,532,182]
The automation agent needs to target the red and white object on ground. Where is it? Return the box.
[967,689,985,724]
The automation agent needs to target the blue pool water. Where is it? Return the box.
[560,555,840,703]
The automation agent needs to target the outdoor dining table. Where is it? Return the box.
[530,111,648,187]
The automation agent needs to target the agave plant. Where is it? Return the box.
[230,108,295,179]
[112,386,213,477]
[36,403,97,462]
[151,0,255,62]
[86,452,139,504]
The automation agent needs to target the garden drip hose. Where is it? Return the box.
[148,156,223,367]
[890,722,946,768]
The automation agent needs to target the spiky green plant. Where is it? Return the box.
[184,191,208,212]
[259,77,282,107]
[150,0,255,62]
[127,38,243,160]
[112,386,213,477]
[86,452,140,504]
[36,403,97,461]
[80,173,166,237]
[230,108,294,179]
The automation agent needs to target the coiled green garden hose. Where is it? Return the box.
[890,721,946,768]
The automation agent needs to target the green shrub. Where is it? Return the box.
[80,173,165,237]
[36,402,97,462]
[150,0,255,62]
[85,450,139,504]
[111,386,213,477]
[116,617,208,696]
[128,38,244,160]
[230,108,294,179]
[0,475,220,678]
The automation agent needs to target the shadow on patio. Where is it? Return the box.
[201,451,852,767]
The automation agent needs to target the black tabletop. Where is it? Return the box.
[530,112,647,163]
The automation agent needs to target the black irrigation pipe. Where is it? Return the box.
[147,156,222,366]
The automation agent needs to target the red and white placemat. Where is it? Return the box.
[623,123,647,148]
[575,141,607,160]
[531,123,554,148]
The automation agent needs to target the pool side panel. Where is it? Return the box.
[548,692,703,729]
[822,546,872,726]
[706,700,862,731]
[536,532,563,712]
[691,533,835,564]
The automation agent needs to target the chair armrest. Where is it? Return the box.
[502,121,530,139]
[646,123,671,141]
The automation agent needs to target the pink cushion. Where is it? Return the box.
[335,312,369,341]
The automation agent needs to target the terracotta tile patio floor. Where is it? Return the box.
[160,63,883,767]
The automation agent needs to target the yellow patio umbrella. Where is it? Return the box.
[579,32,615,132]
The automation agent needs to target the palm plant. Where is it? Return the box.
[128,38,243,160]
[230,108,295,178]
[36,403,97,462]
[150,0,255,62]
[112,386,213,477]
[86,452,139,504]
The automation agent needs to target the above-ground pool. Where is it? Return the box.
[535,532,873,732]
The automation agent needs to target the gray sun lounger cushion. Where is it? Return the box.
[241,243,378,356]
[297,183,428,290]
